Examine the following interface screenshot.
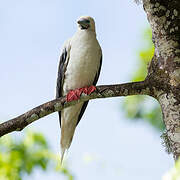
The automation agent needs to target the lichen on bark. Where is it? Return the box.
[143,0,180,160]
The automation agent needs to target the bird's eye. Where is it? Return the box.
[84,19,90,23]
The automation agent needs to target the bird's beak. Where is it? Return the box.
[77,18,90,29]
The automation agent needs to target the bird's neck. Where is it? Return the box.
[76,29,96,37]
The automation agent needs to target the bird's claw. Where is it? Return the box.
[66,86,96,102]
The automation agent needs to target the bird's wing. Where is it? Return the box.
[76,55,102,126]
[56,40,71,127]
[93,55,102,85]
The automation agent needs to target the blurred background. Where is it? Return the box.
[0,0,174,179]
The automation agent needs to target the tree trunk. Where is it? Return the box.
[143,0,180,160]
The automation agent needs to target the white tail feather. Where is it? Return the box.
[60,148,66,165]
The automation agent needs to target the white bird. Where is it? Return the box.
[56,16,102,163]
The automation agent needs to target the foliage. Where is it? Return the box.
[123,29,164,131]
[0,131,73,180]
[163,158,180,180]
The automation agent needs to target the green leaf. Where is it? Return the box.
[123,28,163,131]
[0,130,74,179]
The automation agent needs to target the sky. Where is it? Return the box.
[0,0,174,180]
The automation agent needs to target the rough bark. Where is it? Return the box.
[143,0,180,160]
[0,81,150,137]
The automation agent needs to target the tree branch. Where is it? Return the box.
[0,81,150,137]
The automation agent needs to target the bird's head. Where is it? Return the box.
[77,16,96,32]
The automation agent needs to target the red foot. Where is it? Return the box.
[87,85,96,95]
[66,86,96,102]
[66,90,78,102]
[76,88,84,97]
[82,87,88,94]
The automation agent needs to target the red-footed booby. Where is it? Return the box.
[56,16,102,163]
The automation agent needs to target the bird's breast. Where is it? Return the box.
[63,35,101,95]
